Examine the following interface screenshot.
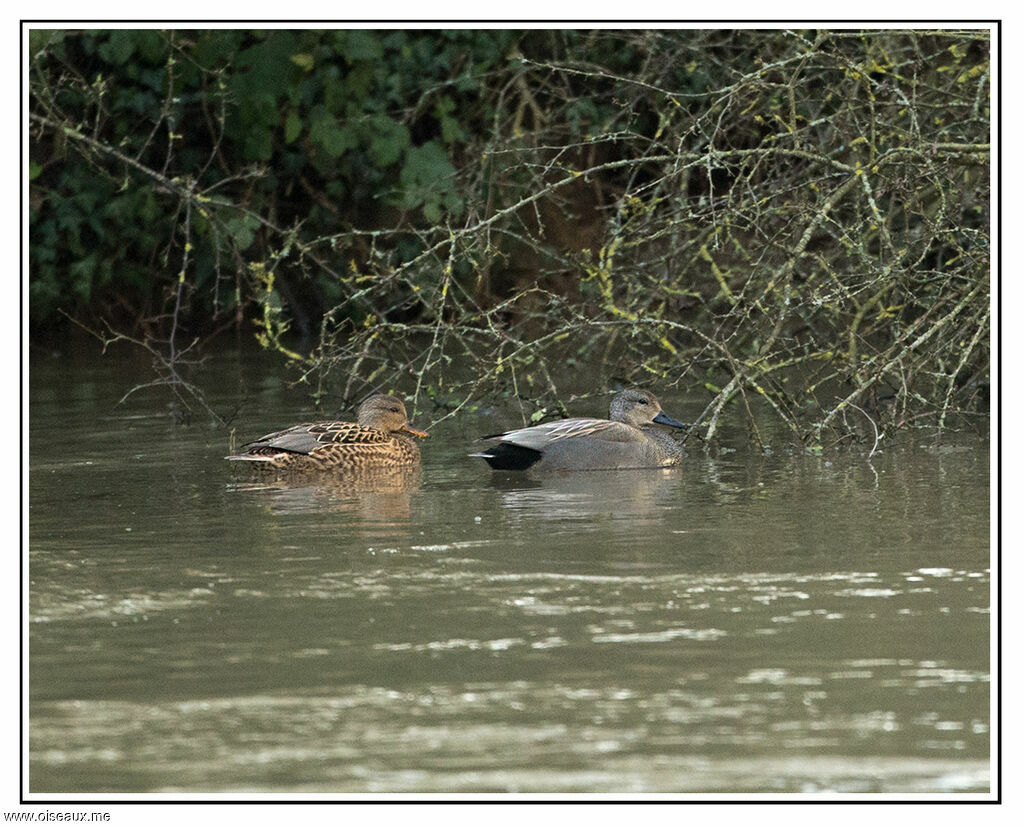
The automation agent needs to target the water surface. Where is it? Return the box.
[27,346,991,795]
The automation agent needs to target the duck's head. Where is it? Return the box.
[357,394,428,437]
[610,389,685,429]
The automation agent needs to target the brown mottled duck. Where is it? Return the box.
[226,393,427,472]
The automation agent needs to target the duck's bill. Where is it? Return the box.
[401,425,429,438]
[653,411,687,429]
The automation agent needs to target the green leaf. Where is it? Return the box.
[290,53,315,72]
[338,30,383,61]
[69,254,97,299]
[400,142,451,189]
[423,201,442,223]
[284,110,303,144]
[97,30,138,65]
[310,113,356,157]
[399,141,458,218]
[243,128,274,161]
[234,31,299,97]
[368,117,409,167]
[29,29,64,57]
[221,215,260,252]
[435,96,465,143]
[240,92,281,127]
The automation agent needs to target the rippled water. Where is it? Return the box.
[27,346,992,796]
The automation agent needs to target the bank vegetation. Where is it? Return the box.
[29,28,991,448]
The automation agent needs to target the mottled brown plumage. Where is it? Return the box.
[226,393,427,472]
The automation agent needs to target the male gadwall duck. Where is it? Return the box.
[226,393,427,472]
[471,388,685,471]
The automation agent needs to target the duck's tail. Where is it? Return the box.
[469,443,543,470]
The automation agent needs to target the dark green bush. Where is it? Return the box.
[29,28,990,445]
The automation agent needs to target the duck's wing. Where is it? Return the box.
[489,418,645,450]
[310,421,392,445]
[241,421,390,456]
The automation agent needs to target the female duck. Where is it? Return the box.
[226,393,427,472]
[471,388,685,472]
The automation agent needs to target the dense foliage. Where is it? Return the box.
[29,28,991,446]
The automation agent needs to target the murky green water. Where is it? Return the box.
[27,345,991,795]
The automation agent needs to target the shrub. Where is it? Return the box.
[29,28,990,445]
